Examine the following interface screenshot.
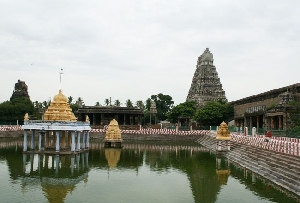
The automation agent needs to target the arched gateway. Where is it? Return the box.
[22,89,91,154]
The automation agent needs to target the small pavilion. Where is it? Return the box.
[103,119,123,148]
[22,89,91,154]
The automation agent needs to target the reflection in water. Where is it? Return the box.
[0,138,299,203]
[216,157,231,185]
[105,148,121,168]
[21,152,89,203]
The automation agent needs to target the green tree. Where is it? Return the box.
[95,102,101,106]
[42,101,48,109]
[126,99,133,107]
[136,100,145,111]
[114,100,121,106]
[146,93,174,121]
[0,97,35,124]
[167,101,197,123]
[194,101,234,126]
[104,98,110,106]
[67,96,73,104]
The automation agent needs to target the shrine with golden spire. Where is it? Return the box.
[104,119,123,148]
[22,71,91,154]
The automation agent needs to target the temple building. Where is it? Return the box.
[76,106,144,129]
[22,89,91,154]
[186,48,227,107]
[231,83,300,134]
[10,79,30,101]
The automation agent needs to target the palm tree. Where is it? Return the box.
[136,100,145,110]
[68,96,73,104]
[114,100,121,106]
[126,99,133,107]
[104,99,110,106]
[76,97,84,107]
[42,101,48,109]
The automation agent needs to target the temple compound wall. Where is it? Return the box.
[231,83,300,133]
[76,106,144,129]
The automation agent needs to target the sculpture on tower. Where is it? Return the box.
[186,48,227,107]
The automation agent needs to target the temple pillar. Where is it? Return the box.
[71,131,76,152]
[61,131,66,148]
[279,115,282,130]
[271,117,274,129]
[56,131,60,153]
[38,131,42,151]
[124,114,126,125]
[76,131,81,152]
[23,130,28,152]
[100,113,103,125]
[46,131,50,147]
[256,116,259,129]
[68,131,72,147]
[31,130,35,150]
[53,131,57,146]
[93,113,96,125]
[249,116,253,129]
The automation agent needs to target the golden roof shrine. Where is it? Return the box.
[43,89,77,121]
[104,119,122,141]
[216,121,231,140]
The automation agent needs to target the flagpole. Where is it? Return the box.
[59,68,64,90]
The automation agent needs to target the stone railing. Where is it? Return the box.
[0,125,22,131]
[230,132,300,156]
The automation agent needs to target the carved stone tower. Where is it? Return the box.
[10,79,30,101]
[186,48,227,107]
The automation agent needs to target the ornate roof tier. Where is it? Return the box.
[44,89,77,121]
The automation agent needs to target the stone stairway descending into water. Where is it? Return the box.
[227,142,300,196]
[197,134,300,196]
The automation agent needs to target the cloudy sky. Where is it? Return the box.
[1,0,299,106]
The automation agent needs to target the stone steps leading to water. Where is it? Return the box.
[226,142,300,196]
[196,135,300,196]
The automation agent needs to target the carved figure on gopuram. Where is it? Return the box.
[186,48,227,107]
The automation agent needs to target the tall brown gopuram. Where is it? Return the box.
[186,48,227,107]
[10,79,30,101]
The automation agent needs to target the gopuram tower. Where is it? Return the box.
[186,48,227,107]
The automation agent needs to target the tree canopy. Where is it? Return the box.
[194,101,234,126]
[146,93,174,122]
[167,101,197,123]
[0,97,35,124]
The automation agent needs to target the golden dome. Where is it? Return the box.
[43,90,77,121]
[53,89,68,103]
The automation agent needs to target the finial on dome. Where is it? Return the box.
[59,68,64,90]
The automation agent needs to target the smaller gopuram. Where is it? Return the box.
[216,121,231,152]
[103,119,123,148]
[10,79,30,101]
[22,89,91,154]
